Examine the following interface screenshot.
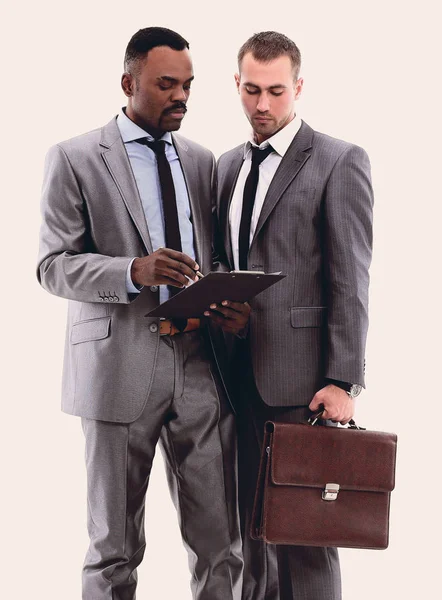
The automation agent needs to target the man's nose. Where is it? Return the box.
[171,86,188,102]
[256,93,270,113]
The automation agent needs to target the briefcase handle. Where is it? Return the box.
[308,410,366,430]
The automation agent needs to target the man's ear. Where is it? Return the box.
[294,77,304,101]
[121,73,134,97]
[234,73,241,93]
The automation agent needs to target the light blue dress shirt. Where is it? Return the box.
[117,109,196,303]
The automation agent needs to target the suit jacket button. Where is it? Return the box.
[150,286,159,293]
[149,323,158,333]
[114,296,119,302]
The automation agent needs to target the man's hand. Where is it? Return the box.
[204,300,251,335]
[309,384,355,425]
[131,248,199,288]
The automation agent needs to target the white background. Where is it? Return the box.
[2,1,440,598]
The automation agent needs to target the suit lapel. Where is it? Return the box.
[100,117,153,254]
[219,148,243,268]
[173,134,204,268]
[251,121,314,245]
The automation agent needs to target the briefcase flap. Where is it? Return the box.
[269,422,397,493]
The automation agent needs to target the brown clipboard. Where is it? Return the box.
[145,271,286,318]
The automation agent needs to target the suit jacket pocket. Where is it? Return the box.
[71,316,111,345]
[290,307,326,328]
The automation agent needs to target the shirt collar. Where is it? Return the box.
[117,108,173,145]
[243,114,302,159]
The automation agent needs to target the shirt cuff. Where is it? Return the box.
[126,258,143,294]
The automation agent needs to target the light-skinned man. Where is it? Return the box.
[210,31,373,600]
[37,26,249,600]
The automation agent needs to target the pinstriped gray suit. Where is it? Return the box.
[37,116,243,600]
[217,120,373,600]
[38,117,222,423]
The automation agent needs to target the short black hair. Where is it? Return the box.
[124,27,190,75]
[238,31,301,79]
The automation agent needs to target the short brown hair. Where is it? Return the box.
[238,31,301,79]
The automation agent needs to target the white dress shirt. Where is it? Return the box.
[229,115,302,270]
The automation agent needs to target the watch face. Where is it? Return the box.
[350,384,363,398]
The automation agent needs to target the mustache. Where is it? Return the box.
[164,102,187,114]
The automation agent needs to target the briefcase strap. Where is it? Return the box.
[308,410,366,430]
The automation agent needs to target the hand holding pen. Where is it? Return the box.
[131,248,201,288]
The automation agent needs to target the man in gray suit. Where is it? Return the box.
[209,32,373,600]
[37,27,249,600]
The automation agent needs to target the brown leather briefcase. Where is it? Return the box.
[251,418,397,549]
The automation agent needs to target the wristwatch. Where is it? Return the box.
[326,379,362,398]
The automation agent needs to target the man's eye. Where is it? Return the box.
[245,88,259,95]
[271,90,284,96]
[159,84,172,91]
[184,85,192,91]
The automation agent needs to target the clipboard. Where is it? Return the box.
[145,271,286,318]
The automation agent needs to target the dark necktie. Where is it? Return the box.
[239,145,274,270]
[137,137,187,330]
[137,138,183,253]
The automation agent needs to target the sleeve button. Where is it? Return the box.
[149,323,158,333]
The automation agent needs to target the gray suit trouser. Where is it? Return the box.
[236,353,341,600]
[81,330,243,600]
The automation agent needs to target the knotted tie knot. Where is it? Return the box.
[136,137,168,154]
[250,144,274,168]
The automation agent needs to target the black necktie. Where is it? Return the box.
[137,138,183,253]
[137,137,187,330]
[239,145,274,270]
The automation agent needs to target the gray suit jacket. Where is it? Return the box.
[37,116,224,422]
[217,121,373,407]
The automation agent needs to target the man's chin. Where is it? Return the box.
[161,113,186,132]
[253,122,277,139]
[162,123,182,132]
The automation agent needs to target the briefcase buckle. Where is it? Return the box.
[322,483,340,501]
